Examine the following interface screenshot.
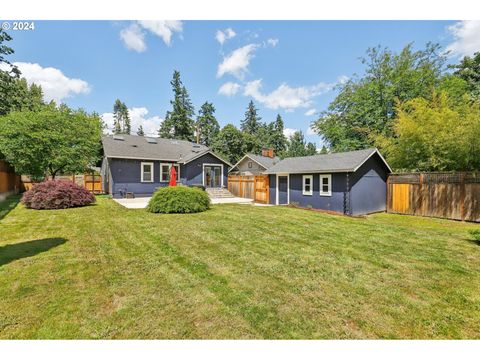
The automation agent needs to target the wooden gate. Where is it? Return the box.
[228,175,270,203]
[84,174,102,193]
[387,172,480,222]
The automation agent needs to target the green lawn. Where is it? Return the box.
[1,196,479,339]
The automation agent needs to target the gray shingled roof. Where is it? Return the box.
[102,134,231,165]
[244,154,280,169]
[264,148,391,174]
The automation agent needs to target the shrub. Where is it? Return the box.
[189,184,206,191]
[147,186,210,214]
[470,230,480,241]
[21,180,95,210]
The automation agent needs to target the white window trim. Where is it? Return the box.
[302,175,313,196]
[320,174,332,196]
[275,173,290,205]
[202,163,224,188]
[141,162,154,183]
[160,163,180,183]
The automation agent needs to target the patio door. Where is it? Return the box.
[204,165,222,188]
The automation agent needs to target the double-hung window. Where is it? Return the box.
[160,163,180,182]
[141,162,154,182]
[320,174,332,196]
[302,175,313,196]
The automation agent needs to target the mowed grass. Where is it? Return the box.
[1,196,480,339]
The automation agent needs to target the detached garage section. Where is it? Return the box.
[264,148,392,215]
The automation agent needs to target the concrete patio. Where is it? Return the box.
[114,196,253,209]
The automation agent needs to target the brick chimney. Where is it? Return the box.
[261,147,275,158]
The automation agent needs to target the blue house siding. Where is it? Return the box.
[269,175,276,204]
[106,152,229,198]
[349,154,388,215]
[267,153,389,215]
[289,173,346,213]
[183,153,229,187]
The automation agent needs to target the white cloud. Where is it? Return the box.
[446,20,480,57]
[218,82,241,96]
[215,28,236,45]
[137,20,183,46]
[337,75,349,85]
[304,108,317,116]
[283,128,298,139]
[217,44,259,79]
[120,23,146,53]
[306,126,316,135]
[267,38,279,47]
[101,107,163,137]
[243,79,334,111]
[0,62,90,103]
[120,21,183,51]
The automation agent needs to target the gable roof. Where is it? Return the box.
[230,153,281,172]
[102,134,231,166]
[264,148,392,174]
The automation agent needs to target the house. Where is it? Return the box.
[229,148,280,175]
[101,134,232,198]
[264,148,392,215]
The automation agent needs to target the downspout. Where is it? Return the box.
[344,172,352,216]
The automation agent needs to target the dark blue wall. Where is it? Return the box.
[267,153,389,215]
[269,175,276,204]
[289,173,346,213]
[183,153,229,187]
[349,154,388,215]
[107,153,229,198]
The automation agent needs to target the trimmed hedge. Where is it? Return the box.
[147,186,210,214]
[21,180,95,210]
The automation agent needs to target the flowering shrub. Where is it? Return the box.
[21,180,95,210]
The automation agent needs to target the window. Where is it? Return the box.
[141,162,154,182]
[320,174,332,196]
[160,163,180,182]
[302,175,313,195]
[248,161,253,169]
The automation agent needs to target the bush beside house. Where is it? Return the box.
[147,186,210,214]
[21,180,95,210]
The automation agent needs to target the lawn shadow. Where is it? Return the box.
[0,195,21,221]
[0,238,67,267]
[466,239,480,246]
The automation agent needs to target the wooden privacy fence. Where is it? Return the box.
[22,173,103,194]
[228,175,270,203]
[387,172,480,222]
[0,160,21,194]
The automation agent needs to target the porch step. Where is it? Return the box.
[206,188,235,198]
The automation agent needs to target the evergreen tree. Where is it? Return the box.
[196,101,220,147]
[137,125,145,136]
[285,131,317,157]
[113,99,130,134]
[269,114,287,156]
[319,145,329,154]
[241,100,261,135]
[159,70,195,141]
[306,142,317,156]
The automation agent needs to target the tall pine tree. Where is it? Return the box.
[285,131,317,157]
[113,99,130,134]
[241,100,261,134]
[159,70,195,141]
[269,114,287,156]
[196,101,220,147]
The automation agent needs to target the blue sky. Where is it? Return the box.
[5,20,478,148]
